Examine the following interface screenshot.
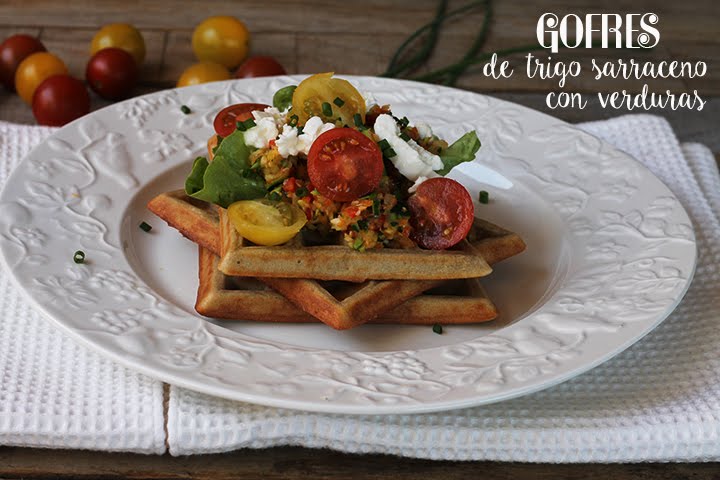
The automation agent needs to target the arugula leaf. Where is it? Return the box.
[437,131,481,176]
[273,85,296,111]
[184,130,267,208]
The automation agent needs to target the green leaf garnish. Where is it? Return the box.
[272,85,296,111]
[437,131,481,176]
[184,130,266,208]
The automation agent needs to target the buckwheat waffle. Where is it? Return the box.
[148,190,526,329]
[217,208,493,282]
[196,247,499,324]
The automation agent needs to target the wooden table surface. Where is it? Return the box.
[1,1,718,478]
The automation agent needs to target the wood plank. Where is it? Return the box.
[0,0,437,35]
[1,447,720,480]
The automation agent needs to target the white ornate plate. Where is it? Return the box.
[0,76,696,414]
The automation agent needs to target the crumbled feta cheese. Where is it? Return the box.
[244,116,278,149]
[274,116,335,157]
[414,122,433,139]
[276,125,301,157]
[373,114,443,182]
[252,106,285,127]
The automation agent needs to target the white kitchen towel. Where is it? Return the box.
[0,121,166,453]
[167,114,720,462]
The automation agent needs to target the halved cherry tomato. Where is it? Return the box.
[407,177,475,250]
[307,128,383,202]
[212,102,269,137]
[291,72,365,127]
[0,34,46,91]
[227,199,307,246]
[234,56,286,78]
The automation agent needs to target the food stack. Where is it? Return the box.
[147,190,525,329]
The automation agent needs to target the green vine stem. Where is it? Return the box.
[381,0,486,78]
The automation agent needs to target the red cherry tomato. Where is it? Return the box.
[213,102,269,137]
[234,56,286,78]
[407,177,475,250]
[86,47,138,99]
[307,128,383,202]
[0,34,46,91]
[32,75,90,127]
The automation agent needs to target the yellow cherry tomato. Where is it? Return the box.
[90,23,146,65]
[15,52,68,104]
[227,199,307,246]
[291,72,366,127]
[192,16,250,69]
[176,61,230,87]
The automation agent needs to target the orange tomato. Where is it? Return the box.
[192,16,250,69]
[90,23,146,65]
[177,61,230,87]
[15,52,68,104]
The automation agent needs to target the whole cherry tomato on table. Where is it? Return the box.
[32,75,90,127]
[176,61,230,88]
[86,47,138,99]
[213,102,269,137]
[234,56,286,78]
[307,128,383,202]
[192,16,250,69]
[90,23,146,65]
[407,177,475,250]
[15,52,68,104]
[0,34,46,91]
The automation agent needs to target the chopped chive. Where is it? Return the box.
[139,221,152,232]
[73,250,85,264]
[432,323,443,334]
[372,199,381,216]
[297,126,304,135]
[353,113,363,127]
[400,116,409,128]
[377,139,391,151]
[289,114,299,127]
[357,219,369,230]
[311,189,320,196]
[399,132,411,142]
[333,97,345,107]
[353,237,364,250]
[390,221,398,227]
[243,118,256,129]
[268,191,281,202]
[180,105,191,114]
[479,190,489,204]
[295,187,308,198]
[351,223,360,232]
[321,102,333,117]
[236,120,246,131]
[384,147,397,158]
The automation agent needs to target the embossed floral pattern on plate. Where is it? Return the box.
[0,76,696,414]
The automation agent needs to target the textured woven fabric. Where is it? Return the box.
[168,115,720,461]
[0,121,166,453]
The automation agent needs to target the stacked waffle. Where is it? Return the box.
[148,190,526,329]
